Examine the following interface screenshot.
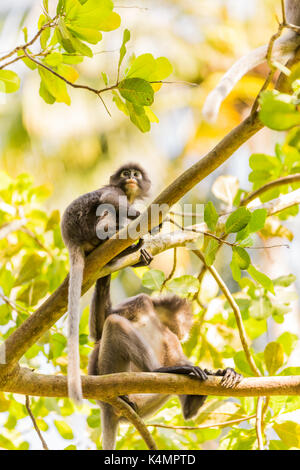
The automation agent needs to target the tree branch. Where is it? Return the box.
[241,174,300,206]
[106,397,157,450]
[2,367,300,398]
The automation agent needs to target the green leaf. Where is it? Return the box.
[15,254,45,286]
[87,409,100,428]
[112,91,129,116]
[43,0,49,12]
[0,70,20,93]
[17,279,49,306]
[57,0,66,14]
[269,440,289,450]
[273,274,296,287]
[248,265,274,294]
[118,29,131,75]
[118,78,154,106]
[67,25,102,44]
[96,11,121,32]
[126,101,150,132]
[39,80,56,104]
[232,246,250,270]
[167,275,200,296]
[273,421,300,448]
[54,420,74,440]
[277,332,299,357]
[230,259,241,282]
[101,72,108,86]
[248,209,267,233]
[44,52,63,67]
[39,67,71,105]
[249,153,281,171]
[65,0,113,29]
[233,350,256,376]
[204,201,219,231]
[40,27,51,49]
[248,297,273,320]
[62,54,84,65]
[142,269,165,290]
[126,53,172,81]
[225,207,251,234]
[264,341,284,375]
[50,333,67,359]
[46,209,60,231]
[259,90,300,131]
[204,238,219,266]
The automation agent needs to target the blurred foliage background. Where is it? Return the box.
[0,0,300,451]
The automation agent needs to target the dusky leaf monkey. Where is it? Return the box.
[61,163,152,403]
[202,0,300,122]
[88,290,242,450]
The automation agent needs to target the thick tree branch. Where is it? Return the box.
[2,367,300,398]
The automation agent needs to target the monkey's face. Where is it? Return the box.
[110,163,151,202]
[120,168,142,200]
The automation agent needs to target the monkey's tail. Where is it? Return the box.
[67,244,85,404]
[89,275,112,342]
[202,33,299,123]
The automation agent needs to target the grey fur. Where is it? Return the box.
[88,293,205,449]
[61,163,151,404]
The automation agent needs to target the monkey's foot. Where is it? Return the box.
[133,248,153,267]
[204,367,242,388]
[154,365,208,381]
[119,395,138,413]
[140,248,153,266]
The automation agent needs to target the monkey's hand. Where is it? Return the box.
[153,365,208,381]
[204,367,242,388]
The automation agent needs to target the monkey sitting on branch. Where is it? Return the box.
[202,0,300,123]
[61,163,153,404]
[88,289,242,450]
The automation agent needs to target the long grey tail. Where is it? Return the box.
[202,33,299,123]
[67,244,85,404]
[89,275,112,342]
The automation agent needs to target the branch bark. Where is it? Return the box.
[2,367,300,398]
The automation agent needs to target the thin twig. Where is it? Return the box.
[160,247,177,291]
[167,216,289,250]
[0,17,57,63]
[147,414,256,431]
[20,227,53,258]
[25,396,49,450]
[241,174,300,206]
[0,292,31,316]
[256,396,264,450]
[193,250,261,377]
[281,0,287,25]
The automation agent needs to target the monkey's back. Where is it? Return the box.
[61,186,126,250]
